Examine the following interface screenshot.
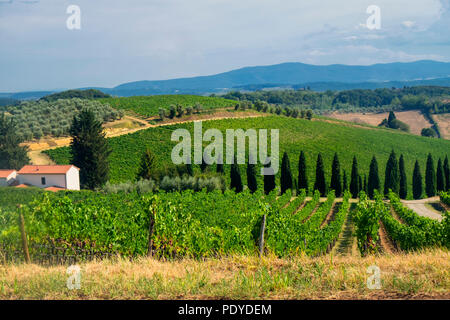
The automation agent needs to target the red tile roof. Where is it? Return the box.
[17,165,79,175]
[45,186,66,192]
[0,170,16,178]
[15,184,29,188]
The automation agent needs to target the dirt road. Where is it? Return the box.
[401,197,444,222]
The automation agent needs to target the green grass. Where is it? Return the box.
[44,115,450,197]
[99,95,237,118]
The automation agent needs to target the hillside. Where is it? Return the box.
[44,115,450,197]
[39,89,111,102]
[327,110,438,136]
[98,95,237,118]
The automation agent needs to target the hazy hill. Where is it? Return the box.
[108,60,450,96]
[2,60,450,98]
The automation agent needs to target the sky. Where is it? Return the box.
[0,0,449,91]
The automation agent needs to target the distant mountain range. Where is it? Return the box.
[2,60,450,100]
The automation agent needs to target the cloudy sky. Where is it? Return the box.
[1,0,449,91]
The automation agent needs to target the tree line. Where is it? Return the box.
[222,86,450,114]
[225,150,449,200]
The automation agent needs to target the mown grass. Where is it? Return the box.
[1,249,448,299]
[44,115,450,198]
[99,95,236,118]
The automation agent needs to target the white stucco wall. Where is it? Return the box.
[66,166,80,190]
[19,174,67,189]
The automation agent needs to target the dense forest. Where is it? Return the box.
[221,86,450,114]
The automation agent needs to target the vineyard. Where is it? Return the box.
[2,186,448,265]
[0,187,358,261]
[354,191,450,254]
[98,95,236,118]
[45,115,450,191]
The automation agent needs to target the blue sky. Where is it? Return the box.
[0,0,449,91]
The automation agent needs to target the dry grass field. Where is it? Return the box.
[1,250,449,300]
[327,111,433,136]
[434,113,450,139]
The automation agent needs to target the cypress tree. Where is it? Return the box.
[444,155,450,191]
[215,152,224,174]
[329,153,342,197]
[246,159,258,193]
[399,154,407,199]
[186,162,194,176]
[200,156,208,172]
[342,169,348,192]
[388,111,396,123]
[384,150,399,195]
[298,151,308,194]
[350,156,359,198]
[230,162,243,193]
[0,112,30,169]
[263,160,276,195]
[363,174,368,194]
[436,158,445,192]
[70,109,111,190]
[313,153,327,196]
[425,153,436,197]
[358,175,363,193]
[280,152,293,194]
[412,160,423,199]
[368,156,380,199]
[136,149,156,181]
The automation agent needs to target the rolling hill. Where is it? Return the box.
[109,60,450,96]
[3,60,450,98]
[44,115,450,198]
[99,95,237,118]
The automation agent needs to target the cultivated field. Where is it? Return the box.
[327,111,433,136]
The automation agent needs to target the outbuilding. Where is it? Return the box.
[0,170,17,187]
[16,165,80,190]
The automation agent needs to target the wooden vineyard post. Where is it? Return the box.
[259,214,266,258]
[147,211,155,257]
[18,205,31,264]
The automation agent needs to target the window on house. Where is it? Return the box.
[41,177,46,185]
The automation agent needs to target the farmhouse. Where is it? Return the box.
[1,165,80,191]
[0,170,17,187]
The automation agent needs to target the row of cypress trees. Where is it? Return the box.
[228,150,449,199]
